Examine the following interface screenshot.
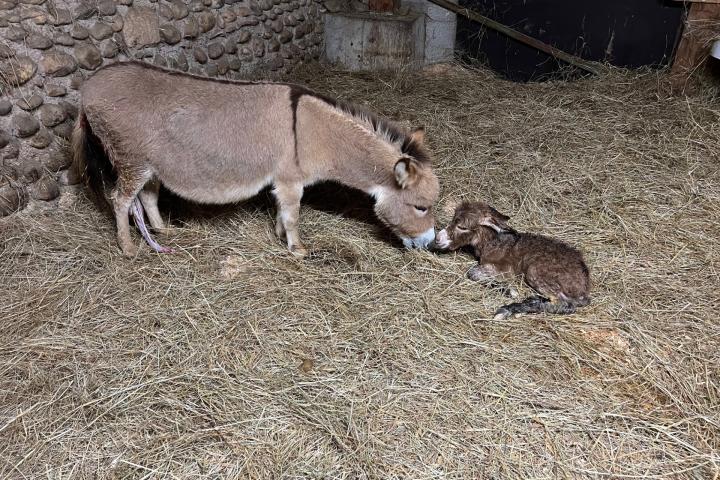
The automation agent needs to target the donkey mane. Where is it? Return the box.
[297,89,431,164]
[91,61,430,165]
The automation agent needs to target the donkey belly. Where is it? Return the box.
[145,101,294,205]
[160,168,274,205]
[155,145,276,204]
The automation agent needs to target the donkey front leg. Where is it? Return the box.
[467,263,519,298]
[272,182,306,257]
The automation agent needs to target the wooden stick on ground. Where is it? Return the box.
[426,0,604,76]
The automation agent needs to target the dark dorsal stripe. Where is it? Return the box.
[90,61,429,164]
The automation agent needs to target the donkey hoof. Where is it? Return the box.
[290,245,308,258]
[493,308,511,321]
[121,243,138,258]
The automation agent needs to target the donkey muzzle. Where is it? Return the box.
[402,228,436,249]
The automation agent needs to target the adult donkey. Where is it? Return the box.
[72,61,439,257]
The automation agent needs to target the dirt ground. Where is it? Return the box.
[1,63,719,478]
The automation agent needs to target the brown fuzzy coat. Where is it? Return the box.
[435,201,590,319]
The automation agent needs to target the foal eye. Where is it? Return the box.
[414,206,428,213]
[456,225,469,232]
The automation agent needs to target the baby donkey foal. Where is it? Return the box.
[435,202,591,320]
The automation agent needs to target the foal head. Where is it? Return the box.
[435,201,513,251]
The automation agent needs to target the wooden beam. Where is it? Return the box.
[670,2,720,92]
[425,0,604,76]
[368,0,395,12]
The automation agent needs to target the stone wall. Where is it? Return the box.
[0,0,325,216]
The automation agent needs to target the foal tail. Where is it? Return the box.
[71,107,116,209]
[494,295,590,320]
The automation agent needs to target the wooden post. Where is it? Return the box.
[368,0,396,13]
[670,1,720,93]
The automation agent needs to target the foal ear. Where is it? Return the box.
[480,207,512,233]
[409,126,425,145]
[441,197,463,217]
[394,157,418,189]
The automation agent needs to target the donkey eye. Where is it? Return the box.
[414,205,428,213]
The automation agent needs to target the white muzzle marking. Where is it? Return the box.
[434,229,451,250]
[402,227,436,249]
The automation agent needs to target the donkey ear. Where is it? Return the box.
[481,207,512,233]
[394,157,418,189]
[409,126,425,145]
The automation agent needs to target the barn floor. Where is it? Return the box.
[1,63,719,479]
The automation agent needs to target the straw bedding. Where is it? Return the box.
[1,62,718,478]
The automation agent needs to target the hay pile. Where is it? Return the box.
[1,62,719,478]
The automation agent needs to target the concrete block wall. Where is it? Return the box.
[322,0,456,71]
[402,0,455,64]
[324,11,425,71]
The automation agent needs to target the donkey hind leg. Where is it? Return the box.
[467,264,519,298]
[137,179,170,233]
[131,199,175,254]
[111,171,151,258]
[272,182,306,257]
[493,295,577,321]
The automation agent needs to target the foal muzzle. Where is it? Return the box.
[434,228,451,250]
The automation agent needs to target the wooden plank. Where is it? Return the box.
[368,0,395,12]
[670,2,720,92]
[425,0,604,75]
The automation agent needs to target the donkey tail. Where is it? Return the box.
[493,295,589,320]
[72,108,116,209]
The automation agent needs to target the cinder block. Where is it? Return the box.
[404,0,457,64]
[324,12,425,70]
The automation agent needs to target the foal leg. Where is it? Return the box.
[493,296,577,321]
[272,182,306,257]
[467,263,519,298]
[111,171,150,258]
[137,179,169,233]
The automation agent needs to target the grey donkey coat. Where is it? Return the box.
[72,61,440,257]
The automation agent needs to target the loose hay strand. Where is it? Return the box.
[1,62,719,479]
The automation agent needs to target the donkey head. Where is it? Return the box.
[435,201,513,251]
[372,128,440,249]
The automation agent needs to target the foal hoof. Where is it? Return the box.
[467,266,487,282]
[290,245,308,258]
[493,308,511,321]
